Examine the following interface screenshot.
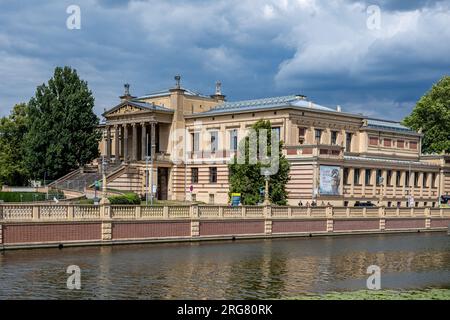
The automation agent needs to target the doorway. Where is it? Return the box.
[157,167,169,200]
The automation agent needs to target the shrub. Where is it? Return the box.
[108,193,141,205]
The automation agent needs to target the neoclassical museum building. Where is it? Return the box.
[91,76,450,206]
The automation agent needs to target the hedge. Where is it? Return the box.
[108,193,141,205]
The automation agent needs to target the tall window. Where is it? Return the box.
[314,129,322,144]
[209,167,217,183]
[331,131,338,145]
[387,170,392,186]
[376,169,382,185]
[414,172,419,187]
[365,169,371,186]
[354,168,360,185]
[432,173,436,188]
[272,127,281,143]
[423,173,427,188]
[191,168,199,183]
[405,172,410,187]
[346,133,352,152]
[192,132,200,152]
[210,131,218,153]
[298,127,306,145]
[230,129,238,151]
[396,171,401,186]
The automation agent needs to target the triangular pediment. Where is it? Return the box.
[103,101,149,118]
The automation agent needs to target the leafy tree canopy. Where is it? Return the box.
[24,66,101,180]
[229,120,290,205]
[0,103,30,186]
[403,76,450,154]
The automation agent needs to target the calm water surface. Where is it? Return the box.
[0,232,449,299]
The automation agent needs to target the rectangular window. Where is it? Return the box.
[376,169,382,185]
[209,167,217,183]
[210,131,218,153]
[272,127,281,143]
[410,141,418,150]
[396,171,401,186]
[331,131,338,145]
[369,136,379,146]
[397,140,404,148]
[354,168,360,185]
[192,132,200,152]
[423,173,427,188]
[365,169,371,186]
[298,127,306,144]
[432,173,436,188]
[387,170,392,186]
[384,139,392,147]
[230,129,238,151]
[414,172,419,187]
[191,168,198,184]
[315,129,322,144]
[405,172,410,187]
[346,133,352,152]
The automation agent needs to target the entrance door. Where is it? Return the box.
[157,168,169,200]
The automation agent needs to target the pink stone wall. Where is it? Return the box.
[199,220,264,236]
[430,219,450,228]
[112,221,191,239]
[385,218,425,230]
[333,219,380,231]
[3,223,102,244]
[272,219,327,233]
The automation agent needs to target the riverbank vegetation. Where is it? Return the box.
[288,288,450,300]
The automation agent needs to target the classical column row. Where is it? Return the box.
[105,121,156,163]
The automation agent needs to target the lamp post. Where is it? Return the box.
[263,172,271,205]
[100,156,109,204]
[378,176,384,205]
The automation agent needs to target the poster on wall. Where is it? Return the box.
[319,165,341,195]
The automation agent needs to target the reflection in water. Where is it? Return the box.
[0,233,449,299]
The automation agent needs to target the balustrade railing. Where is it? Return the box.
[0,203,449,222]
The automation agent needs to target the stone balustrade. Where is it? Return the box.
[0,204,449,222]
[0,203,449,250]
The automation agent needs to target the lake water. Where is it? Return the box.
[0,232,449,299]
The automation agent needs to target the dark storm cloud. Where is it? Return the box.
[0,0,449,121]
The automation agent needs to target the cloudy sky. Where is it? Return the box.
[0,0,449,120]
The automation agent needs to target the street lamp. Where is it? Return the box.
[263,171,271,205]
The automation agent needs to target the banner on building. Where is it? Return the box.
[319,166,341,195]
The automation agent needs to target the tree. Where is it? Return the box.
[403,76,450,154]
[229,120,290,205]
[0,103,30,186]
[24,66,101,180]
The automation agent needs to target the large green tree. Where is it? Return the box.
[24,66,101,180]
[0,103,30,186]
[229,120,290,205]
[403,76,450,154]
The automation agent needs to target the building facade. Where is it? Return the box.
[97,77,450,207]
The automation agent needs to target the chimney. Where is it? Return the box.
[210,80,226,102]
[119,83,135,102]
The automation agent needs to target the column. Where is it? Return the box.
[132,123,138,161]
[392,170,398,197]
[419,172,424,198]
[361,168,366,196]
[150,121,156,158]
[106,126,112,160]
[141,122,147,160]
[349,168,355,195]
[114,125,120,163]
[124,124,129,162]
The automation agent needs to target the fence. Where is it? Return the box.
[0,204,449,250]
[0,204,449,222]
